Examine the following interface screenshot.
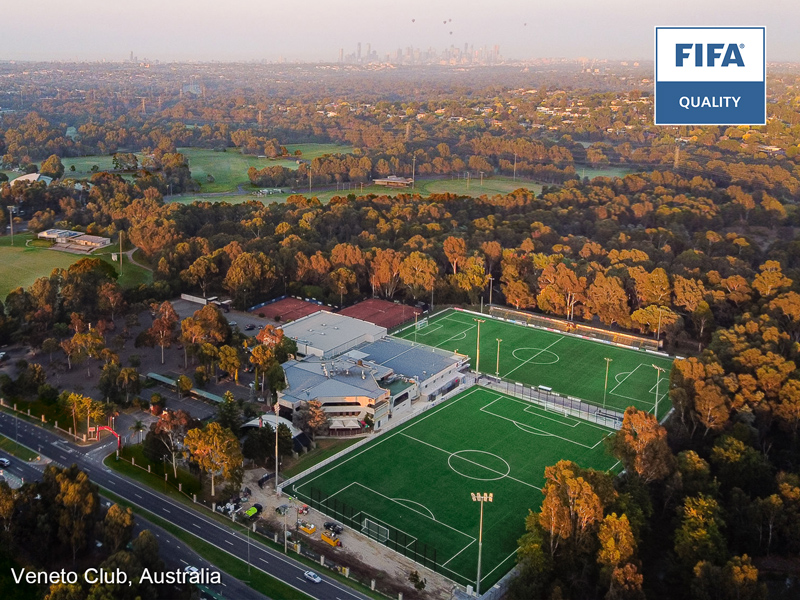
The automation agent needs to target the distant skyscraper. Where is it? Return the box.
[339,48,344,63]
[357,42,361,62]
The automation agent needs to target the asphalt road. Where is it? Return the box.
[0,411,371,600]
[0,449,263,600]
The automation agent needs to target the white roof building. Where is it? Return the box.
[11,173,53,186]
[280,311,386,359]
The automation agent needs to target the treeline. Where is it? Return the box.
[0,464,180,600]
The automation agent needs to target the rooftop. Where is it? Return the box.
[347,337,464,382]
[281,356,388,405]
[281,311,386,355]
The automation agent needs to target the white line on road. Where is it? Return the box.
[134,493,143,499]
[259,558,269,564]
[225,540,234,546]
[162,508,170,513]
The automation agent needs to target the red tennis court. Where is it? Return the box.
[338,299,421,330]
[253,297,331,323]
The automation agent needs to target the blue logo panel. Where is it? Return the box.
[655,81,765,125]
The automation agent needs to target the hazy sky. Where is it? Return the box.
[2,0,798,62]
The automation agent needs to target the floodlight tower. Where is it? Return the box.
[471,492,493,595]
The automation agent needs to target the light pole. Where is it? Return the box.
[652,364,666,419]
[495,339,502,376]
[274,402,280,494]
[412,155,416,190]
[471,492,493,595]
[488,275,493,309]
[513,153,517,181]
[603,358,613,410]
[473,319,485,373]
[656,307,663,342]
[7,206,15,246]
[480,171,484,187]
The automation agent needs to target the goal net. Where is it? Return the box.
[415,317,429,330]
[362,517,390,542]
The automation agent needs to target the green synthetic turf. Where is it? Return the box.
[397,309,674,420]
[288,386,618,590]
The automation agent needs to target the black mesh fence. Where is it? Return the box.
[308,487,439,572]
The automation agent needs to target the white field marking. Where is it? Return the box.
[481,397,610,450]
[608,363,643,395]
[481,548,520,583]
[441,538,476,567]
[292,387,484,493]
[401,432,541,491]
[317,481,358,506]
[481,397,575,430]
[391,498,436,520]
[411,323,443,337]
[510,347,560,365]
[513,422,553,436]
[435,324,475,348]
[351,483,474,541]
[503,336,564,378]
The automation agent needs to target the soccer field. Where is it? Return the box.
[288,386,617,589]
[396,309,674,420]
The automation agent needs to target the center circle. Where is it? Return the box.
[447,450,511,481]
[510,348,559,365]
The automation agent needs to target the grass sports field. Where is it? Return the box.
[288,386,618,590]
[396,309,674,419]
[0,234,152,300]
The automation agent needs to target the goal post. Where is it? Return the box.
[362,517,390,542]
[415,317,429,330]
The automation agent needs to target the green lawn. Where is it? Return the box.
[289,386,618,590]
[413,175,543,197]
[0,233,152,300]
[0,432,39,461]
[282,437,362,479]
[396,309,674,419]
[0,234,79,300]
[62,154,118,176]
[180,144,352,194]
[114,444,203,497]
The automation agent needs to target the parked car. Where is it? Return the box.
[303,571,322,584]
[324,521,343,534]
[0,458,10,467]
[228,321,238,327]
[275,504,290,515]
[245,324,256,331]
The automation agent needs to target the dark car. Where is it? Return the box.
[324,521,343,534]
[245,324,256,331]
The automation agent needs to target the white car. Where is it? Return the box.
[303,571,322,584]
[0,458,10,467]
[184,565,200,575]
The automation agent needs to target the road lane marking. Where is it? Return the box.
[225,540,234,546]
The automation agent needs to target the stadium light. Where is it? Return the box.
[474,319,485,373]
[495,339,502,376]
[652,365,666,419]
[471,492,493,595]
[603,358,613,410]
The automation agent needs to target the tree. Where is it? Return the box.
[629,267,671,307]
[0,481,15,534]
[40,154,65,179]
[98,282,125,322]
[399,251,438,300]
[443,236,467,274]
[103,504,134,553]
[537,262,586,320]
[183,422,243,497]
[502,279,536,310]
[538,460,606,556]
[306,400,329,438]
[370,248,404,298]
[218,345,241,384]
[56,467,99,563]
[217,390,242,432]
[329,267,357,306]
[453,254,489,305]
[182,256,219,298]
[242,424,275,467]
[129,419,145,444]
[146,301,178,364]
[598,514,638,598]
[224,251,275,309]
[153,409,193,477]
[752,261,791,299]
[116,367,140,405]
[674,494,727,570]
[609,407,673,484]
[586,272,630,327]
[250,344,275,395]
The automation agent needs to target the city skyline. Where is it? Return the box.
[1,0,798,63]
